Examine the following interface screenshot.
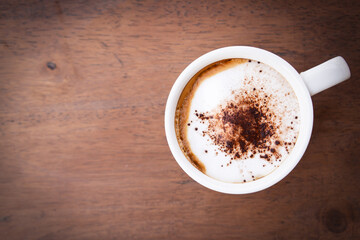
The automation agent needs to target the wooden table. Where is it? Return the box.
[1,0,359,239]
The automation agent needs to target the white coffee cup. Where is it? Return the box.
[164,46,350,194]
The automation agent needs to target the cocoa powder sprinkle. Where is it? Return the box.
[195,93,281,162]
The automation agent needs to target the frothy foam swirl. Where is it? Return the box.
[175,59,300,183]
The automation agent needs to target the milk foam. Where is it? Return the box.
[184,60,300,183]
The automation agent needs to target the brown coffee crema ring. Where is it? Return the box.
[175,58,297,174]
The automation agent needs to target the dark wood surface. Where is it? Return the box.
[0,0,359,239]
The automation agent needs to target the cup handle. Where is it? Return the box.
[300,56,351,96]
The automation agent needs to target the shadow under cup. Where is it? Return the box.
[165,46,313,194]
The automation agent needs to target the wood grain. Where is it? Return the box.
[0,0,359,239]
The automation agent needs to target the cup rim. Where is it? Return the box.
[165,46,313,194]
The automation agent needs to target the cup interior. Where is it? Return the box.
[165,46,313,194]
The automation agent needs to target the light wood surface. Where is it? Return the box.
[0,0,359,239]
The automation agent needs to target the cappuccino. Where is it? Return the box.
[175,59,300,183]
